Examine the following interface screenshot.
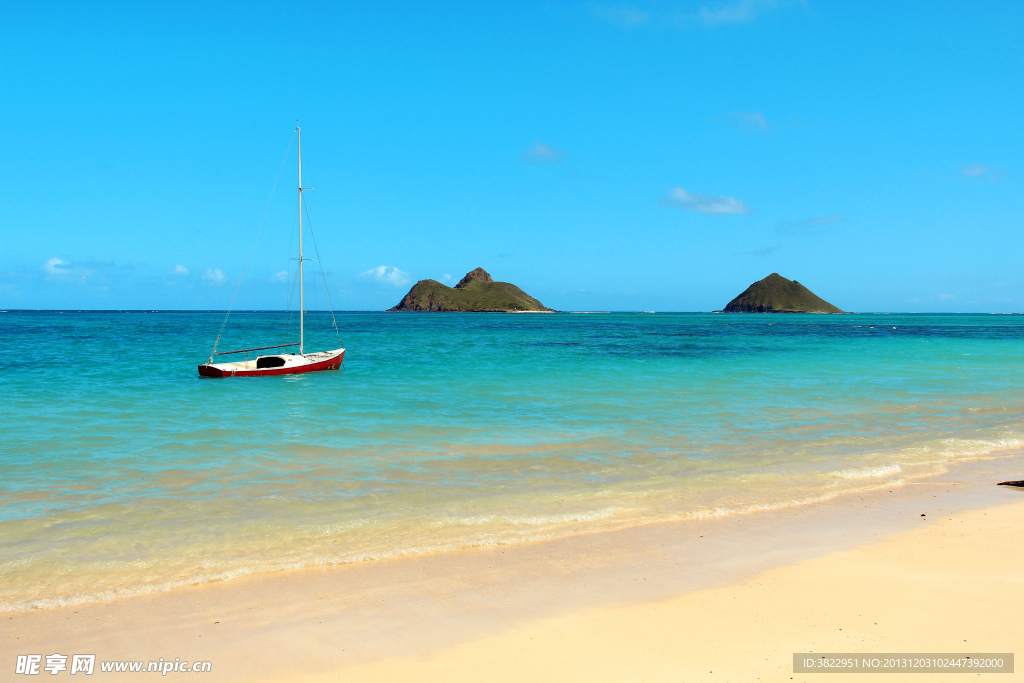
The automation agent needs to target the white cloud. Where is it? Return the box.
[270,270,289,283]
[173,264,189,275]
[662,187,750,215]
[523,141,567,165]
[41,257,101,282]
[442,273,455,284]
[701,0,782,25]
[202,268,227,285]
[44,257,70,276]
[963,163,996,178]
[808,215,844,225]
[358,265,412,288]
[726,111,769,132]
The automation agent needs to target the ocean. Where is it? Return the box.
[2,310,1023,612]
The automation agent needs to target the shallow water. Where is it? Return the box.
[2,311,1023,610]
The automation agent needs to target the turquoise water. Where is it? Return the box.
[2,311,1024,611]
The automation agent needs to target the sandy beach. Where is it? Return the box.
[5,0,1023,679]
[278,497,1023,683]
[4,457,1022,681]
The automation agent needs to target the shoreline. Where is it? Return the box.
[281,495,1024,683]
[3,455,1022,680]
[5,444,1013,615]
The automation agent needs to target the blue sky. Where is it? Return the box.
[1,0,1021,312]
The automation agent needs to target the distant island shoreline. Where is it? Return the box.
[721,273,843,313]
[388,268,554,313]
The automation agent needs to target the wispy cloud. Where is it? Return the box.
[523,141,567,165]
[594,0,798,29]
[269,270,288,283]
[358,265,412,288]
[662,187,750,215]
[777,214,845,234]
[593,3,650,27]
[42,257,95,280]
[725,110,769,132]
[173,264,189,275]
[701,0,783,25]
[44,257,71,276]
[732,244,781,257]
[963,163,998,178]
[441,273,455,285]
[202,268,227,285]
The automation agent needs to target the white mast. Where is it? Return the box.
[297,125,304,355]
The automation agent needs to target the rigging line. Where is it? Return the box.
[281,262,299,348]
[302,197,343,347]
[209,132,296,359]
[282,194,299,346]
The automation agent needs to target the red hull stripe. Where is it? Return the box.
[198,350,345,378]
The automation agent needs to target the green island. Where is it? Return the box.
[722,273,843,313]
[388,267,554,312]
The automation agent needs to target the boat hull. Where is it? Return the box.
[198,348,345,378]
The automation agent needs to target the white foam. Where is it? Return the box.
[831,463,902,480]
[439,508,619,527]
[686,491,841,520]
[934,437,1024,459]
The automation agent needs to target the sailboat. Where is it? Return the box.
[198,127,346,378]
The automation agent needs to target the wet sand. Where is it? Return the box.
[3,456,1022,681]
[282,496,1023,683]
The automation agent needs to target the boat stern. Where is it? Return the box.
[197,363,226,378]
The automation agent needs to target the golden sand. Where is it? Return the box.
[4,477,1021,682]
[271,499,1024,683]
